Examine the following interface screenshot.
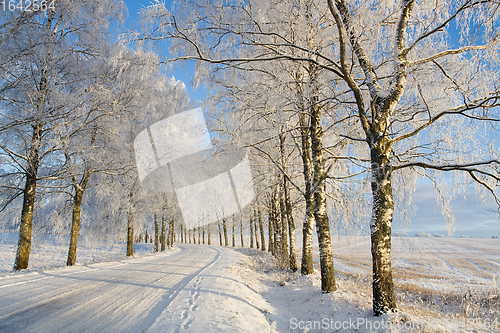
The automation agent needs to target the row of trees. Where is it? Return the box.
[167,212,267,250]
[136,0,500,316]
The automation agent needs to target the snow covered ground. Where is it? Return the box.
[252,235,500,332]
[0,233,499,332]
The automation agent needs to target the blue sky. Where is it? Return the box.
[122,0,207,102]
[121,1,499,238]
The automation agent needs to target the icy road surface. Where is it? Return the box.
[0,244,276,333]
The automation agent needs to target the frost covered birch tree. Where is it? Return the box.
[327,0,500,315]
[62,45,142,265]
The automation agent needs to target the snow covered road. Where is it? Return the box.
[0,244,276,333]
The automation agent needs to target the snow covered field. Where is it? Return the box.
[281,235,500,332]
[330,236,500,293]
[0,233,499,332]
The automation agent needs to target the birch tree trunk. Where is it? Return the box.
[218,221,223,246]
[279,183,290,268]
[310,97,336,292]
[370,148,397,315]
[161,212,167,251]
[258,208,266,251]
[273,187,282,261]
[67,173,90,266]
[279,132,297,270]
[328,0,414,310]
[154,214,159,252]
[240,217,244,247]
[124,142,139,257]
[253,210,260,249]
[268,208,274,254]
[249,214,254,248]
[67,190,83,266]
[168,216,174,248]
[272,190,280,257]
[284,176,297,272]
[222,218,228,247]
[208,224,211,245]
[232,217,236,247]
[12,5,55,272]
[14,122,42,271]
[127,207,134,256]
[299,112,315,275]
